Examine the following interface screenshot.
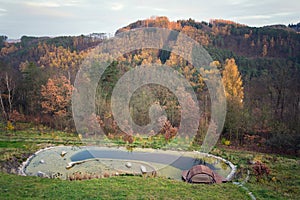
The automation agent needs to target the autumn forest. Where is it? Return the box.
[0,16,299,155]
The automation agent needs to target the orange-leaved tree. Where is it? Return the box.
[41,75,73,129]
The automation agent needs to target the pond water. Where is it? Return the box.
[20,146,235,181]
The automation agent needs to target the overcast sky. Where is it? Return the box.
[0,0,299,39]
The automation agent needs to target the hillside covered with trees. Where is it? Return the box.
[0,16,299,155]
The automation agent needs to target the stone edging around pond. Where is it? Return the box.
[194,151,237,181]
[18,145,57,176]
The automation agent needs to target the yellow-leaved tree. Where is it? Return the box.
[222,58,244,142]
[222,58,244,103]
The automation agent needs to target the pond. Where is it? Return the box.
[19,146,236,181]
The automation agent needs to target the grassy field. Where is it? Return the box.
[1,173,250,200]
[0,123,299,200]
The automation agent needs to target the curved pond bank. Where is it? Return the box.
[19,146,236,181]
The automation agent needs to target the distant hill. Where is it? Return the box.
[116,17,300,60]
[1,16,299,81]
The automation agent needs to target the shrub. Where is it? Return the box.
[6,121,14,131]
[221,137,231,146]
[252,161,270,181]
